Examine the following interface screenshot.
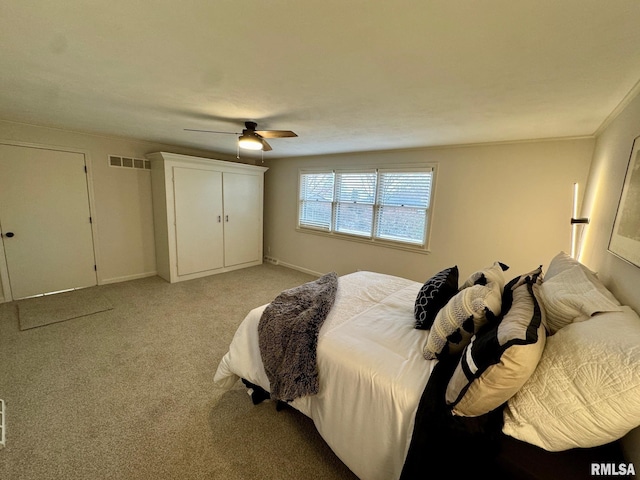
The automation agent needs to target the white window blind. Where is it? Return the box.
[298,166,434,250]
[299,172,334,230]
[334,171,376,237]
[375,170,432,245]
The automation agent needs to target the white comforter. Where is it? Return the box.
[214,271,437,480]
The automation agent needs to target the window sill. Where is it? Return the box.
[295,226,431,255]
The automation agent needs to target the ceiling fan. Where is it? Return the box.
[185,121,297,151]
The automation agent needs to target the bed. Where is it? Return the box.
[214,252,640,479]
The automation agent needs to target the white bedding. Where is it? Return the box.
[214,271,437,480]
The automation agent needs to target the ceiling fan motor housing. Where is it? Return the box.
[185,120,295,152]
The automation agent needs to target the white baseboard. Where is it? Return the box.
[99,271,157,285]
[273,260,323,278]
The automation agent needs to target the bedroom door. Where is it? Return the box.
[0,144,97,299]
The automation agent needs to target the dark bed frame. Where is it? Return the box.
[400,356,629,480]
[496,436,626,480]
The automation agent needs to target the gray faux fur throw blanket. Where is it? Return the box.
[258,271,338,402]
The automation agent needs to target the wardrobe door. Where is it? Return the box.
[222,172,262,267]
[173,167,224,276]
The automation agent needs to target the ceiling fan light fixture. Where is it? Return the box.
[238,133,263,150]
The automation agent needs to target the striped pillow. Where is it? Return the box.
[446,271,546,417]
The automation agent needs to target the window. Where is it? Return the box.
[298,166,434,250]
[299,172,334,230]
[335,170,376,237]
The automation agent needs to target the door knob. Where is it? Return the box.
[4,232,14,238]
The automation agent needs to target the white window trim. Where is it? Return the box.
[298,170,335,232]
[296,164,436,254]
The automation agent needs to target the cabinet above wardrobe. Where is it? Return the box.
[147,152,268,283]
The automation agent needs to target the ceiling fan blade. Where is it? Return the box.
[262,139,273,151]
[255,130,298,138]
[184,128,238,135]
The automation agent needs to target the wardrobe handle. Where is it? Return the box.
[225,215,229,222]
[4,232,14,238]
[217,215,221,223]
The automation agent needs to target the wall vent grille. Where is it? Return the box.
[109,155,150,171]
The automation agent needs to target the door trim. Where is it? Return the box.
[0,139,101,302]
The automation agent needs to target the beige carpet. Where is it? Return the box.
[0,264,358,480]
[17,287,113,331]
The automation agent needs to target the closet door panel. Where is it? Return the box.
[173,167,224,276]
[223,172,262,267]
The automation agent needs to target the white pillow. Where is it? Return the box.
[502,306,640,451]
[544,251,619,306]
[545,251,595,280]
[537,265,621,334]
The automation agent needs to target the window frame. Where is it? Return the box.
[297,164,436,253]
[333,168,378,239]
[298,171,335,232]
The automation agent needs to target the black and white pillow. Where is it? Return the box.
[501,266,543,313]
[414,266,459,330]
[445,271,546,417]
[460,261,510,289]
[423,261,508,360]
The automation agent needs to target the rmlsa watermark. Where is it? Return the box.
[591,463,636,476]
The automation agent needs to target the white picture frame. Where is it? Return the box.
[609,134,640,268]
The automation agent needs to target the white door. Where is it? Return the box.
[173,167,224,276]
[0,145,97,299]
[223,172,262,267]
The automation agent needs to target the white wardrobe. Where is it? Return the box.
[148,152,268,283]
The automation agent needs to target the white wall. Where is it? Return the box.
[0,121,595,298]
[580,92,640,314]
[0,120,237,297]
[264,138,595,283]
[579,90,640,465]
[0,120,597,292]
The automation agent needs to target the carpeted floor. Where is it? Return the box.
[0,264,358,480]
[17,287,113,331]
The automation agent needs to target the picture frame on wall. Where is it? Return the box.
[609,134,640,268]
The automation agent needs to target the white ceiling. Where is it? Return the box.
[2,1,640,158]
